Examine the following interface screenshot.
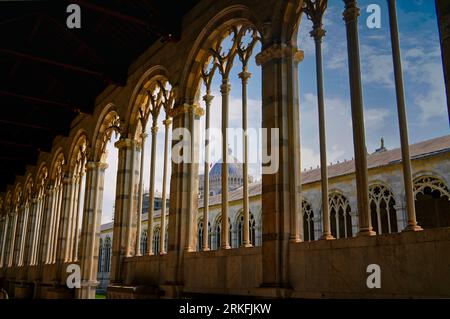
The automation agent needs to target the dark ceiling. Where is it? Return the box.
[0,0,199,192]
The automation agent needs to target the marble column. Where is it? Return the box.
[147,122,158,255]
[135,133,147,256]
[387,0,422,232]
[163,103,203,297]
[22,196,37,266]
[202,93,213,251]
[55,175,74,281]
[110,138,138,285]
[255,42,303,291]
[220,79,231,249]
[160,118,172,254]
[304,0,334,240]
[76,161,108,299]
[38,185,55,264]
[342,0,375,236]
[0,214,9,267]
[72,172,84,261]
[436,0,450,121]
[239,70,253,247]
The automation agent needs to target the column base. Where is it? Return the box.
[75,280,98,299]
[220,245,231,250]
[357,229,376,237]
[403,224,423,232]
[320,233,335,240]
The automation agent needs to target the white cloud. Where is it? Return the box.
[364,108,391,129]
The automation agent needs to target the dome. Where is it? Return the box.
[209,155,243,177]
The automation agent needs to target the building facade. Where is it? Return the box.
[1,0,450,299]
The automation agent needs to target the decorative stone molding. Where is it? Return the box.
[342,0,360,24]
[114,138,133,150]
[255,44,304,66]
[86,161,109,171]
[169,103,205,118]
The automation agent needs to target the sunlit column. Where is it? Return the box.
[51,181,64,263]
[147,120,158,255]
[202,93,213,251]
[220,79,231,249]
[30,194,42,265]
[342,0,375,236]
[387,0,422,232]
[239,70,252,247]
[12,204,24,266]
[73,171,84,261]
[56,175,74,266]
[0,214,8,267]
[304,0,334,240]
[160,118,171,254]
[22,196,37,266]
[135,132,147,256]
[7,210,18,267]
[18,203,29,266]
[77,161,108,299]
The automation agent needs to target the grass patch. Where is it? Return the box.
[95,293,107,299]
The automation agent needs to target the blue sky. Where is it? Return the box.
[100,0,449,224]
[297,0,449,169]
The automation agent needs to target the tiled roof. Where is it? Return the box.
[301,135,450,184]
[198,135,450,208]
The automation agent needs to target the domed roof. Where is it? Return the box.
[209,149,243,177]
[209,160,243,177]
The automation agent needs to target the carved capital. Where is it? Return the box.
[163,118,172,127]
[220,82,231,95]
[310,27,326,41]
[238,70,252,84]
[255,44,304,66]
[342,0,360,24]
[114,138,133,150]
[86,161,109,171]
[202,94,214,106]
[169,103,205,118]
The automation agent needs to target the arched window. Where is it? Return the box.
[414,175,450,229]
[197,220,204,251]
[140,230,147,255]
[329,192,353,239]
[237,215,243,247]
[206,222,212,249]
[98,238,103,273]
[302,199,315,241]
[237,212,256,247]
[153,227,160,254]
[214,220,221,250]
[104,237,112,273]
[369,184,398,234]
[164,224,168,252]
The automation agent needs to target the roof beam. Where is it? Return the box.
[0,119,53,132]
[0,48,108,80]
[0,89,80,112]
[74,0,149,27]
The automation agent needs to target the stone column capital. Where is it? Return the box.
[255,43,304,66]
[114,138,134,150]
[238,70,252,83]
[202,93,214,105]
[86,161,109,171]
[169,103,205,118]
[343,0,361,23]
[163,118,172,127]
